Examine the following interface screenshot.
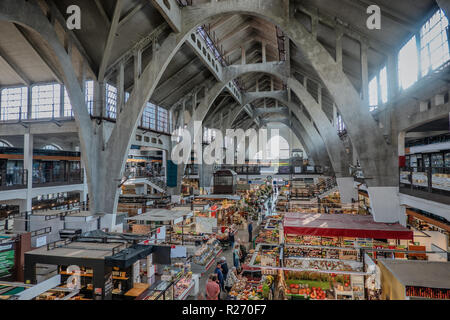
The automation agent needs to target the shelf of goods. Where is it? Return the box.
[255,228,280,245]
[174,274,194,300]
[191,239,222,275]
[283,257,363,273]
[144,280,174,300]
[264,217,283,230]
[283,244,360,261]
[227,275,275,301]
[283,271,364,300]
[406,286,450,300]
[249,244,281,273]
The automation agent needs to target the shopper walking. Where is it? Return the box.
[206,274,220,300]
[247,220,253,243]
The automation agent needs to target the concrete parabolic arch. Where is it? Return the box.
[233,90,355,202]
[2,0,400,222]
[180,0,401,222]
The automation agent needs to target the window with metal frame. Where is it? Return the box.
[105,83,117,119]
[85,80,94,115]
[142,102,156,130]
[0,86,28,121]
[420,9,449,77]
[398,36,419,90]
[63,88,73,118]
[157,106,168,133]
[31,83,61,119]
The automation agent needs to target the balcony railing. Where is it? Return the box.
[399,167,450,199]
[0,169,27,191]
[32,168,83,187]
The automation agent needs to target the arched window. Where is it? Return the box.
[0,140,12,147]
[41,144,62,151]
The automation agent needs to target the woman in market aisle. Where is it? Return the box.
[205,274,220,300]
[224,267,240,293]
[233,244,241,269]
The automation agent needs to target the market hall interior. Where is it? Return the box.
[0,0,449,301]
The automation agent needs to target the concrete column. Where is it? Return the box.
[335,28,343,70]
[162,150,167,180]
[311,15,318,39]
[367,187,403,223]
[93,81,106,118]
[317,84,322,107]
[241,46,246,65]
[398,131,406,157]
[262,41,267,63]
[360,41,369,108]
[27,86,32,119]
[59,84,65,117]
[336,177,357,203]
[117,62,125,114]
[134,49,142,84]
[81,160,88,204]
[17,133,34,232]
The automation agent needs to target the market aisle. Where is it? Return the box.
[196,228,252,300]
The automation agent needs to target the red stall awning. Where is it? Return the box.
[283,213,413,240]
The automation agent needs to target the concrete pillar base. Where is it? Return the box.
[367,187,403,223]
[336,177,357,203]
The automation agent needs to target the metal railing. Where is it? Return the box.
[32,168,83,187]
[399,167,450,196]
[0,169,27,190]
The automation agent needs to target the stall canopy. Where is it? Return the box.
[283,213,413,240]
[125,209,193,223]
[104,244,172,268]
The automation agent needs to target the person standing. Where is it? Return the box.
[233,244,241,269]
[224,267,239,292]
[206,274,220,300]
[229,227,235,251]
[219,256,229,280]
[247,220,253,243]
[214,263,224,298]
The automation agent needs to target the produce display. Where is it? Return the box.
[228,278,264,300]
[284,245,359,261]
[284,258,363,272]
[253,247,280,268]
[255,229,279,244]
[284,271,332,300]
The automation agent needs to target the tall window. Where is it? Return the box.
[368,77,378,111]
[85,80,94,115]
[105,83,117,119]
[125,92,130,103]
[157,106,168,133]
[379,66,388,104]
[63,88,73,117]
[336,114,345,134]
[0,87,28,120]
[420,9,449,76]
[31,83,61,118]
[142,103,156,130]
[368,65,388,111]
[398,36,419,90]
